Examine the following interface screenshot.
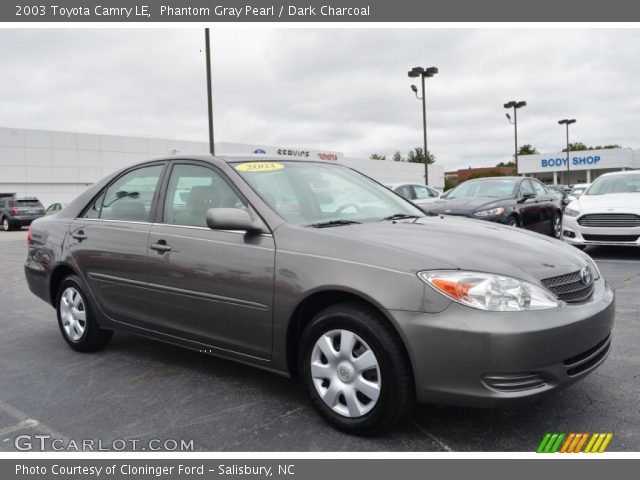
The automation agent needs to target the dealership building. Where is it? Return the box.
[519,147,640,185]
[0,126,444,207]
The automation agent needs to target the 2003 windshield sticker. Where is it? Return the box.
[235,162,284,172]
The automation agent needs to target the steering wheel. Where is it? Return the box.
[335,203,361,214]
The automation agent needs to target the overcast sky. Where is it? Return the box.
[1,28,639,169]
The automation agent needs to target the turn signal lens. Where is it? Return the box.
[418,271,559,311]
[27,225,33,244]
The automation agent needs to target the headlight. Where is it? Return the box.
[564,207,580,217]
[473,207,505,217]
[418,271,559,311]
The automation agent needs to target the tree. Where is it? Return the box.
[496,161,515,168]
[392,151,404,162]
[562,143,621,152]
[370,153,386,161]
[518,144,538,155]
[406,147,435,164]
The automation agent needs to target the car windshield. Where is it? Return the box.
[445,179,517,199]
[586,174,640,195]
[233,161,424,226]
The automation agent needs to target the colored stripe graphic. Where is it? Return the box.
[538,433,614,453]
[537,433,565,453]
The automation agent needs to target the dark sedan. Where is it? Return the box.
[425,176,563,238]
[24,158,612,435]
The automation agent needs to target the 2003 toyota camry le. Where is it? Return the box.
[25,156,614,435]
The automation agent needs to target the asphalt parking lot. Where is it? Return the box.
[0,229,638,452]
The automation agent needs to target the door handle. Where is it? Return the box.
[71,231,87,240]
[150,241,172,253]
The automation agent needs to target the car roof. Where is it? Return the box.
[599,170,640,178]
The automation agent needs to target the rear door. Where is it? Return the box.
[146,161,275,359]
[68,162,166,326]
[517,179,543,231]
[530,180,555,234]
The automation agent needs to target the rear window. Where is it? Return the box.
[16,199,42,207]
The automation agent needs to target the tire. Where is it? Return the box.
[299,302,414,435]
[508,215,520,228]
[552,213,562,239]
[56,275,113,352]
[2,217,13,231]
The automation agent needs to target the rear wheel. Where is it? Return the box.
[56,275,113,352]
[552,213,562,238]
[2,218,13,231]
[300,302,414,435]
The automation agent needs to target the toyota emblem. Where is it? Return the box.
[580,267,592,286]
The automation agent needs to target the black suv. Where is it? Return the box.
[0,197,45,231]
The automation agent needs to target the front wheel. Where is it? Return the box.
[300,303,414,435]
[56,275,113,352]
[2,218,13,231]
[508,216,520,228]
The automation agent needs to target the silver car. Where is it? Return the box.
[385,182,441,208]
[25,156,614,435]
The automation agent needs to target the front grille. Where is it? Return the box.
[578,213,640,228]
[564,335,611,376]
[481,373,546,392]
[541,270,594,303]
[582,234,639,243]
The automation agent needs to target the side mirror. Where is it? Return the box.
[206,208,262,233]
[519,192,536,203]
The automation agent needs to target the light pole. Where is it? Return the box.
[408,66,438,186]
[204,28,215,155]
[504,100,526,175]
[558,119,576,186]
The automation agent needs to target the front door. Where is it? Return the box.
[146,162,275,359]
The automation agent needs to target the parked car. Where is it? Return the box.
[25,157,613,435]
[425,177,564,238]
[548,184,571,206]
[45,202,67,215]
[0,197,45,231]
[565,183,590,205]
[563,171,640,248]
[385,183,440,208]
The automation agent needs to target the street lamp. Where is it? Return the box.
[204,28,215,155]
[408,66,438,186]
[503,100,527,175]
[558,118,577,186]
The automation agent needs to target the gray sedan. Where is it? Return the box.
[24,156,614,435]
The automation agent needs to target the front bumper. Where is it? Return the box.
[562,215,640,247]
[388,279,615,406]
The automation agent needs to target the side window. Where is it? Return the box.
[395,185,413,200]
[82,164,163,222]
[520,180,535,196]
[413,185,430,200]
[163,164,246,227]
[532,181,547,196]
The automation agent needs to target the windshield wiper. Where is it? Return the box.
[307,220,362,228]
[381,213,422,221]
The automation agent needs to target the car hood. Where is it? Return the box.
[571,192,640,212]
[303,215,592,284]
[423,196,507,214]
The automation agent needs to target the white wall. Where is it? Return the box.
[0,126,445,206]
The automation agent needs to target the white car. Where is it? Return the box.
[562,171,640,248]
[565,183,591,205]
[385,183,441,208]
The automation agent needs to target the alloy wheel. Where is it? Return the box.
[59,287,87,341]
[553,216,562,238]
[2,219,8,231]
[310,329,381,418]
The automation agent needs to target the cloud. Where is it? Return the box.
[0,28,638,169]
